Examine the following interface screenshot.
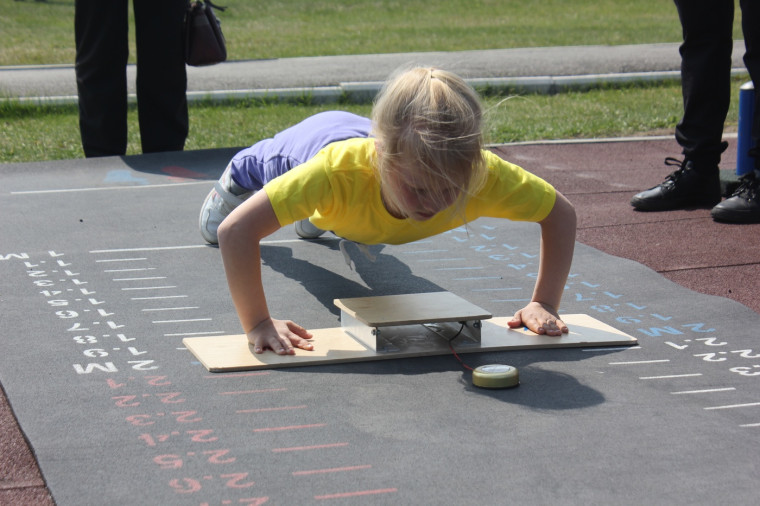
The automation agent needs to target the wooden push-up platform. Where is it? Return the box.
[183,292,637,372]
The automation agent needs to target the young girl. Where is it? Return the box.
[199,67,577,355]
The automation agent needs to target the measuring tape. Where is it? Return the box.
[446,336,520,389]
[472,364,520,389]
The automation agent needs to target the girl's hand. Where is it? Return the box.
[246,317,315,355]
[507,301,568,336]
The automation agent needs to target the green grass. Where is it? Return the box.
[2,78,745,165]
[0,1,746,163]
[2,0,708,65]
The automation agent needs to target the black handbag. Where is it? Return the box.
[185,0,227,66]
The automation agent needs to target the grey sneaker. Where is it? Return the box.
[294,218,326,239]
[199,165,252,244]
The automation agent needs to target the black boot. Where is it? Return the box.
[631,157,721,211]
[711,172,760,224]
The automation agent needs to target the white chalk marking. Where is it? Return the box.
[121,286,177,291]
[704,402,760,411]
[12,181,209,195]
[166,331,225,337]
[609,359,670,365]
[131,295,188,300]
[152,318,212,324]
[640,373,702,380]
[112,276,167,281]
[142,307,199,312]
[671,387,736,395]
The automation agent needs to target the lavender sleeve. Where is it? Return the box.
[228,111,372,191]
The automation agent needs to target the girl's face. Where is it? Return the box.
[382,165,462,221]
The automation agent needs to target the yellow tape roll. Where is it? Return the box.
[472,364,519,389]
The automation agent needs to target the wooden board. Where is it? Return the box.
[334,291,492,326]
[183,313,637,372]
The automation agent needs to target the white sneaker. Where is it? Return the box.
[294,219,325,239]
[199,165,252,244]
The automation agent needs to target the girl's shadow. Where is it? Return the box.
[259,239,443,318]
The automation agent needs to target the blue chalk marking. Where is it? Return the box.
[104,170,149,185]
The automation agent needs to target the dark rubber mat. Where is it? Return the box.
[1,140,759,504]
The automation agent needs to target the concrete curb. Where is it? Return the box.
[5,68,749,107]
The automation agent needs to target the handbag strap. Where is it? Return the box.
[203,0,226,12]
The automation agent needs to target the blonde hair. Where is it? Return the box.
[372,67,487,219]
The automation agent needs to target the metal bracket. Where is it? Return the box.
[423,320,482,347]
[340,309,482,353]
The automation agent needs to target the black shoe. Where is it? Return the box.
[711,172,760,224]
[631,157,721,211]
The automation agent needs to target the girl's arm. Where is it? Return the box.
[508,190,577,336]
[217,190,314,355]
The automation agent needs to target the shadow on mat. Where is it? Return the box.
[260,241,443,318]
[289,347,620,410]
[121,147,243,180]
[456,364,606,411]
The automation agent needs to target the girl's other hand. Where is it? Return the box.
[507,301,568,336]
[246,318,314,355]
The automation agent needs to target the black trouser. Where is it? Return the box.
[674,0,760,169]
[75,0,188,157]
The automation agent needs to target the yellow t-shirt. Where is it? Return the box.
[264,138,555,245]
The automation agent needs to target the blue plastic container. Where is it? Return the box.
[737,81,755,175]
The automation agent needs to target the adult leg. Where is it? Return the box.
[630,0,733,211]
[74,0,129,157]
[133,0,188,153]
[739,0,760,168]
[711,0,760,223]
[674,0,735,168]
